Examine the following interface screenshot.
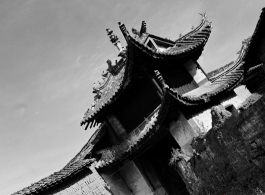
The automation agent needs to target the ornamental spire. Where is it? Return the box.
[118,22,130,42]
[199,12,207,20]
[106,28,125,56]
[140,21,147,35]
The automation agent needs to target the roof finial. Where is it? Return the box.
[118,22,130,42]
[199,12,207,20]
[106,29,118,43]
[140,21,147,35]
[106,28,125,56]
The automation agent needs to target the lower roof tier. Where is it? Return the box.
[95,90,170,168]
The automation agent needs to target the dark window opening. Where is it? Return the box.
[225,104,238,116]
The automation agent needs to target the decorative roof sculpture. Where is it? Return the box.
[118,13,212,62]
[81,13,212,128]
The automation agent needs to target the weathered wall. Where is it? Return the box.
[173,94,265,195]
[50,163,112,195]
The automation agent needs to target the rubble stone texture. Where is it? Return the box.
[175,93,265,195]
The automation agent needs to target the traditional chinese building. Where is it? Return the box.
[13,7,265,195]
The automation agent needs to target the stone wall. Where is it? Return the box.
[48,163,112,195]
[173,94,265,195]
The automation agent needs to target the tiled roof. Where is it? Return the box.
[182,62,244,100]
[162,41,248,106]
[66,124,107,166]
[81,14,212,129]
[207,61,234,79]
[95,90,170,168]
[12,124,107,195]
[81,52,133,128]
[166,62,245,106]
[207,7,265,81]
[125,13,212,60]
[164,6,265,107]
[12,159,95,195]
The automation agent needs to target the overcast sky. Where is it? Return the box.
[0,1,264,194]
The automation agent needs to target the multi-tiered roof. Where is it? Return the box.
[13,8,265,195]
[81,13,212,129]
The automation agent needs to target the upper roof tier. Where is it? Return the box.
[81,14,212,128]
[120,13,212,61]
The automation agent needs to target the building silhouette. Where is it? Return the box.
[14,7,265,195]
